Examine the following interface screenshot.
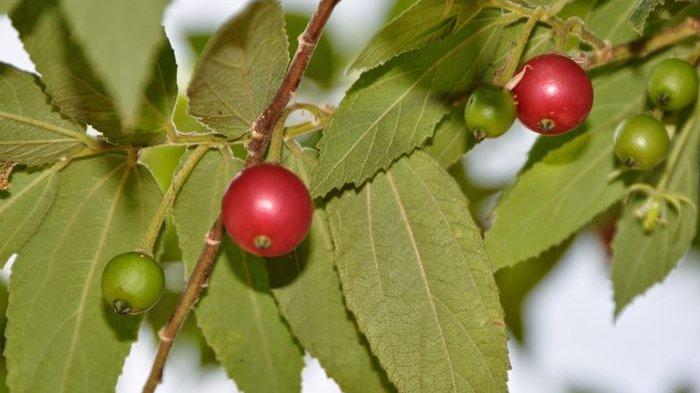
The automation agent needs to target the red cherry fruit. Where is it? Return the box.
[512,54,593,135]
[222,164,313,257]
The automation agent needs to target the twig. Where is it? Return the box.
[585,17,700,69]
[245,0,341,166]
[141,1,340,392]
[142,217,225,393]
[483,0,608,51]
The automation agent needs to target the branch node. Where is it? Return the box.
[204,234,222,246]
[250,129,264,139]
[158,330,173,343]
[320,103,335,114]
[298,34,314,47]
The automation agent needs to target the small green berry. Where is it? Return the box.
[101,252,165,315]
[647,58,698,111]
[464,86,516,140]
[614,114,670,171]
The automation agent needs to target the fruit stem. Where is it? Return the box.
[483,0,608,51]
[139,144,211,255]
[584,17,699,69]
[553,17,575,54]
[287,102,333,120]
[142,2,340,392]
[284,104,335,140]
[266,122,285,163]
[494,7,545,86]
[266,102,333,162]
[284,119,327,140]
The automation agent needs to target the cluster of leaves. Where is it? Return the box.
[0,0,697,392]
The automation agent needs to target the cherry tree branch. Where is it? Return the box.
[245,0,341,166]
[141,1,340,392]
[585,17,699,69]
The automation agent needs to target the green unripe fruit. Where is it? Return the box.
[464,86,516,140]
[614,114,670,171]
[647,58,698,111]
[101,252,165,315]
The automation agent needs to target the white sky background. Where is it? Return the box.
[2,0,700,392]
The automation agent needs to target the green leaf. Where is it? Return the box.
[312,13,502,197]
[132,41,179,145]
[0,64,87,166]
[186,32,212,57]
[422,107,475,168]
[58,0,171,127]
[11,0,177,145]
[388,0,421,19]
[349,0,482,72]
[495,240,570,343]
[173,96,208,134]
[484,55,671,270]
[268,144,394,393]
[628,0,663,33]
[587,0,640,42]
[6,155,162,393]
[0,0,17,13]
[611,104,700,316]
[0,281,8,393]
[187,0,289,139]
[173,149,303,393]
[0,168,57,266]
[327,151,508,393]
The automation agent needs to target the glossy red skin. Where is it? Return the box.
[512,54,593,135]
[222,164,313,257]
